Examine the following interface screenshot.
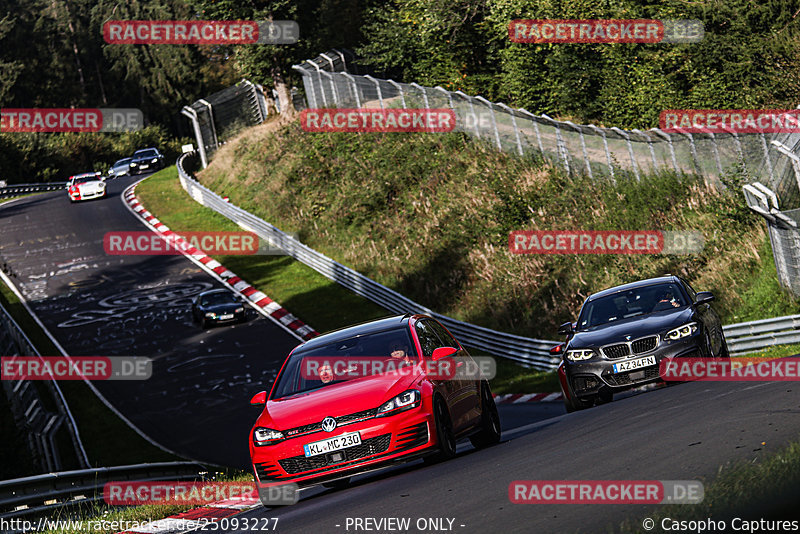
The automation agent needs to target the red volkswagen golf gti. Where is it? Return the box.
[248,314,500,501]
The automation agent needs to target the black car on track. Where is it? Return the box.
[555,275,729,412]
[129,148,165,175]
[192,289,247,328]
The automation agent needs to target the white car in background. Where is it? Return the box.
[67,172,106,202]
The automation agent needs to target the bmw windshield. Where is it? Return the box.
[577,283,688,331]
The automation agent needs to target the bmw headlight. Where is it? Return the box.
[130,162,138,166]
[377,389,420,416]
[566,349,595,361]
[205,312,216,318]
[235,307,244,313]
[151,158,158,163]
[666,322,698,341]
[253,427,284,446]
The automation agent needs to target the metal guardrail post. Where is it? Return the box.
[497,103,523,156]
[292,65,319,109]
[770,140,800,196]
[198,99,218,153]
[567,121,593,179]
[341,73,361,107]
[180,107,208,168]
[652,129,680,174]
[388,80,407,108]
[610,127,640,181]
[364,75,384,109]
[474,96,502,150]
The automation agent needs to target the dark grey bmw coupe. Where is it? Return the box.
[555,275,729,412]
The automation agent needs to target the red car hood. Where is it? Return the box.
[258,369,421,430]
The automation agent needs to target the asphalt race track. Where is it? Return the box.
[223,380,800,533]
[0,175,299,468]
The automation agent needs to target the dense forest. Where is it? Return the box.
[1,0,800,182]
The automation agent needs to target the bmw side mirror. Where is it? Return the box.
[694,291,715,306]
[557,322,574,335]
[250,391,267,405]
[549,343,565,356]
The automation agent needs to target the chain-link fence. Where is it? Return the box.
[292,50,782,187]
[181,79,268,168]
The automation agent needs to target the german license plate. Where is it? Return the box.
[612,355,656,374]
[304,432,361,457]
[219,314,234,320]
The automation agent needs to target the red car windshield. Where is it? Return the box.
[271,328,418,399]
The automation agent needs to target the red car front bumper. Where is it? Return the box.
[251,406,435,487]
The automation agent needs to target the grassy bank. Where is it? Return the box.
[196,122,799,341]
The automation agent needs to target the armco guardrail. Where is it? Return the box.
[724,315,800,356]
[175,152,800,367]
[175,153,560,369]
[0,183,66,199]
[0,286,89,473]
[0,462,205,521]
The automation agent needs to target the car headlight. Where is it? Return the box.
[666,322,698,341]
[377,389,420,417]
[151,158,158,163]
[131,162,138,166]
[205,312,216,318]
[253,427,284,446]
[235,307,244,313]
[566,349,595,361]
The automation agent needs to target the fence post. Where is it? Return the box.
[610,127,639,180]
[475,96,502,150]
[321,72,339,106]
[708,132,724,176]
[497,103,523,156]
[198,99,218,153]
[673,130,703,178]
[341,72,361,107]
[388,80,407,108]
[770,140,800,198]
[542,114,571,175]
[308,59,328,107]
[455,91,481,138]
[760,133,777,186]
[181,106,208,168]
[292,65,318,109]
[632,129,658,173]
[652,129,679,174]
[567,121,593,179]
[364,75,385,109]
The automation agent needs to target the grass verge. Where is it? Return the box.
[618,437,800,531]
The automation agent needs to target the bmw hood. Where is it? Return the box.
[569,307,694,349]
[260,370,421,430]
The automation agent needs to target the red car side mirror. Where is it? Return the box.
[549,343,565,356]
[250,391,267,405]
[431,346,458,361]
